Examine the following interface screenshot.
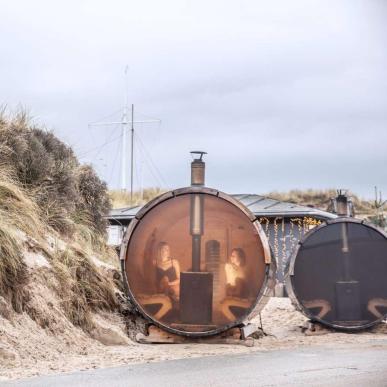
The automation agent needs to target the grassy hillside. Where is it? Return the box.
[109,187,167,208]
[0,111,119,331]
[0,111,111,235]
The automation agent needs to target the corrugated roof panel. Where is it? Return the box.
[246,198,278,210]
[232,194,245,199]
[109,206,142,218]
[264,202,301,210]
[237,195,266,207]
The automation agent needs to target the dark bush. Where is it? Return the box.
[76,165,111,235]
[0,111,111,236]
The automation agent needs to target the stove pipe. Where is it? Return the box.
[190,151,206,272]
[333,190,354,217]
[190,151,206,186]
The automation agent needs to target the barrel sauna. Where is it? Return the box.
[285,218,387,330]
[120,154,275,337]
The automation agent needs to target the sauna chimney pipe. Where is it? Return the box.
[190,151,206,271]
[190,151,206,186]
[334,190,357,308]
[332,190,354,217]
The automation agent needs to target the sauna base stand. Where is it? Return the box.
[301,319,387,335]
[135,323,263,346]
[301,320,332,336]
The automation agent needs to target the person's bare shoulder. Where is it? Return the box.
[172,259,180,268]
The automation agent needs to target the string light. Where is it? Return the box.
[281,218,286,270]
[258,216,322,268]
[273,217,280,263]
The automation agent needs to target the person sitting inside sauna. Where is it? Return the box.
[156,242,181,302]
[302,299,331,319]
[367,298,387,319]
[221,248,250,321]
[139,241,181,321]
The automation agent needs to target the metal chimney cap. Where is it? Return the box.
[190,151,207,161]
[336,189,349,197]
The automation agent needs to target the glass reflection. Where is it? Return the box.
[156,242,180,304]
[125,193,267,332]
[221,248,250,320]
[293,222,387,326]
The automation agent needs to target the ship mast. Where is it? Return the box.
[89,67,160,202]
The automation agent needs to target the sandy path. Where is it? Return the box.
[1,298,386,381]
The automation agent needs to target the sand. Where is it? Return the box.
[1,296,386,381]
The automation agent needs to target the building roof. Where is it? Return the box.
[108,205,143,222]
[232,194,336,218]
[107,193,335,224]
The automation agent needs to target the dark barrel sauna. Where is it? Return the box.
[285,218,387,330]
[120,153,275,337]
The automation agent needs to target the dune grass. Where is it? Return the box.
[0,110,111,236]
[0,110,119,331]
[0,220,28,313]
[0,167,44,238]
[266,189,375,214]
[0,169,41,312]
[109,187,166,208]
[51,246,118,330]
[0,166,119,328]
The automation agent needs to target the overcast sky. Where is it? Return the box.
[1,0,386,198]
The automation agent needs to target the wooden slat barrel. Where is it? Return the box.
[285,218,387,330]
[120,187,276,337]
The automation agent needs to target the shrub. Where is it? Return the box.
[0,220,28,313]
[0,111,119,330]
[52,246,118,331]
[76,165,111,235]
[0,110,111,235]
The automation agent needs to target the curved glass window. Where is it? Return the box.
[125,193,268,334]
[292,221,387,327]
